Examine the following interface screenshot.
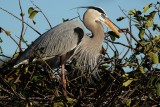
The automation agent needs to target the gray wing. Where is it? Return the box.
[13,20,84,67]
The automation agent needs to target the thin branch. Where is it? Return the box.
[121,33,131,60]
[0,74,25,100]
[0,7,41,36]
[146,28,154,39]
[121,17,133,60]
[108,40,135,50]
[0,86,14,95]
[15,25,30,47]
[0,54,11,59]
[18,0,24,52]
[77,8,83,22]
[121,28,143,47]
[118,6,138,23]
[30,1,52,29]
[0,27,20,48]
[128,15,133,48]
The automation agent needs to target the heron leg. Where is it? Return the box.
[61,64,67,98]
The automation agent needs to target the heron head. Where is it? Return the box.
[82,6,121,37]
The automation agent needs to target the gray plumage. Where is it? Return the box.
[14,20,83,67]
[13,7,121,76]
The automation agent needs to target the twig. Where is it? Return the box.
[0,7,41,36]
[122,85,138,103]
[108,40,135,50]
[0,86,14,95]
[28,48,70,96]
[121,28,143,47]
[0,54,11,59]
[30,1,52,29]
[24,64,36,89]
[15,26,30,47]
[118,6,138,23]
[18,0,24,52]
[121,17,132,60]
[0,27,20,48]
[0,74,25,100]
[77,8,83,22]
[107,40,119,56]
[146,28,154,39]
[107,85,121,106]
[127,16,133,48]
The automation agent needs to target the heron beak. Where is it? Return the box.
[103,18,121,37]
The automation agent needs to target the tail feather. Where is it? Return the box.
[12,48,34,67]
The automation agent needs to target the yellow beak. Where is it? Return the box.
[104,18,121,37]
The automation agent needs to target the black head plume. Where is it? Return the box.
[74,6,106,15]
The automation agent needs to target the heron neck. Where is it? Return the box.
[91,23,104,45]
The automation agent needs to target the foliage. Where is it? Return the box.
[0,1,160,107]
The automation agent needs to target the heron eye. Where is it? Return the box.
[101,14,106,19]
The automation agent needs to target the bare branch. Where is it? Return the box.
[30,1,52,29]
[18,0,24,52]
[0,7,41,36]
[0,27,20,49]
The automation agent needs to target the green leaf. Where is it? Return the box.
[149,11,156,19]
[143,4,150,13]
[125,99,131,106]
[155,34,159,40]
[128,9,136,15]
[123,78,134,87]
[144,44,151,52]
[53,102,64,107]
[110,35,116,41]
[122,73,129,78]
[145,19,153,28]
[32,76,39,81]
[28,7,34,15]
[145,11,156,28]
[157,83,160,96]
[150,76,155,86]
[101,63,109,68]
[139,66,145,73]
[29,10,39,19]
[13,52,19,58]
[67,97,75,104]
[108,31,119,41]
[138,29,145,39]
[7,76,14,81]
[116,17,125,21]
[147,52,159,64]
[21,36,27,43]
[5,30,11,36]
[15,69,20,75]
[25,66,29,74]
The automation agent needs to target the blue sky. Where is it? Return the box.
[0,0,158,57]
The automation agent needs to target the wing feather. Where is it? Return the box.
[13,20,84,65]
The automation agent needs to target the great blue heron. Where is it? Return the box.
[13,6,121,97]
